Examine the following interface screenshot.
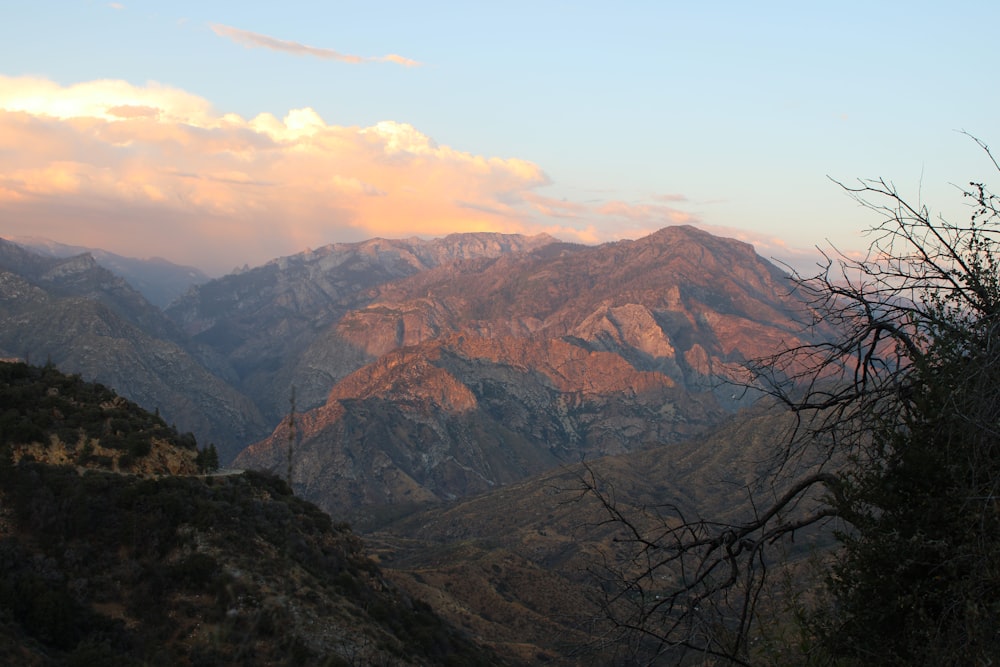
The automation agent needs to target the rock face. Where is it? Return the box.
[0,234,557,463]
[236,226,814,517]
[165,232,557,423]
[2,226,814,490]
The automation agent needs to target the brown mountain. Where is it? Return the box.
[236,226,814,519]
[166,232,557,424]
[0,233,557,463]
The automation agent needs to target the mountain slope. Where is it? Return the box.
[8,236,210,308]
[366,404,830,664]
[0,242,266,462]
[0,363,500,666]
[236,226,814,517]
[166,233,557,423]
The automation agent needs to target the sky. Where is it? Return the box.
[1,1,998,275]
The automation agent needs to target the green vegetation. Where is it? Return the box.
[806,164,1000,664]
[195,443,220,473]
[0,363,498,665]
[0,462,499,665]
[0,360,194,468]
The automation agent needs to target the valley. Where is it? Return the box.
[0,226,830,664]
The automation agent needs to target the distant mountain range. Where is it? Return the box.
[0,227,813,490]
[0,226,831,663]
[9,236,210,308]
[0,238,268,460]
[234,226,814,518]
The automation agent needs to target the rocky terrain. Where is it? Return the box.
[0,233,554,462]
[0,226,842,664]
[165,232,557,423]
[9,236,210,308]
[1,226,819,508]
[236,226,815,518]
[365,403,833,664]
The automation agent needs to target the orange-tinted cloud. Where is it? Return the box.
[3,76,804,275]
[0,76,556,273]
[597,200,696,225]
[210,24,422,67]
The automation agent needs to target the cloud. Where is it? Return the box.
[653,193,688,203]
[105,104,159,119]
[210,24,422,67]
[0,75,555,273]
[598,200,697,225]
[521,192,587,219]
[0,76,812,275]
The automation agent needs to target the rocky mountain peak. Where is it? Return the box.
[235,226,812,517]
[164,231,562,423]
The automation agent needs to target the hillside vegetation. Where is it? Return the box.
[0,360,201,475]
[0,362,499,666]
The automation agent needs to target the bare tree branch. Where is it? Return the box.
[579,135,1000,665]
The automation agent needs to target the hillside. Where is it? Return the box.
[365,404,833,664]
[0,241,267,463]
[0,362,500,666]
[0,233,556,463]
[8,236,210,309]
[0,360,204,475]
[1,226,811,476]
[236,226,815,518]
[166,232,558,423]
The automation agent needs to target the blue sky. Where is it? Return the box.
[1,1,997,273]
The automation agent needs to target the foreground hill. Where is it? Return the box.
[0,362,499,666]
[0,360,202,475]
[236,226,814,518]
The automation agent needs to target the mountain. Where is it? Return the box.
[0,232,563,463]
[9,236,210,308]
[236,226,814,519]
[165,232,558,423]
[0,225,838,663]
[0,240,267,462]
[0,362,500,666]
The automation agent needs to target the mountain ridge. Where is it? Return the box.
[0,239,268,462]
[165,231,559,422]
[8,235,210,308]
[235,225,813,518]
